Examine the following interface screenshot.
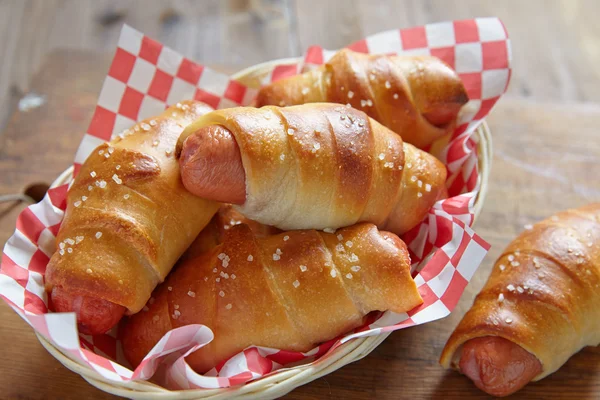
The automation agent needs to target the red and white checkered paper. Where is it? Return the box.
[0,18,509,390]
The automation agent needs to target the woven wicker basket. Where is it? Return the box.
[36,58,492,399]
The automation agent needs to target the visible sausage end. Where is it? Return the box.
[459,336,543,397]
[179,125,247,205]
[51,286,126,335]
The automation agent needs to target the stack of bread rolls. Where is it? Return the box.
[57,48,598,391]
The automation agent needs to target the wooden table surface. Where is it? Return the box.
[1,1,599,399]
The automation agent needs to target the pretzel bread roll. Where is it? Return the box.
[45,101,220,335]
[181,205,280,261]
[255,49,468,149]
[440,203,600,396]
[177,103,446,235]
[122,223,423,372]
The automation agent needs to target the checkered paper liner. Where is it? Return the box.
[0,18,508,390]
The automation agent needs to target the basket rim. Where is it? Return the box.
[37,57,493,399]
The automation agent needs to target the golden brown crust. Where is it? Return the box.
[440,203,600,380]
[256,49,468,149]
[121,223,422,373]
[177,103,445,235]
[45,101,220,314]
[181,205,280,261]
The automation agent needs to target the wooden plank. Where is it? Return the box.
[0,0,297,131]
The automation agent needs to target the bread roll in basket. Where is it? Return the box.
[34,58,493,399]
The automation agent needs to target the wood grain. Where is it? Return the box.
[1,0,600,398]
[3,0,600,131]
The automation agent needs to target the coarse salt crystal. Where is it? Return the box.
[378,153,385,160]
[59,249,65,255]
[98,150,104,155]
[213,268,218,273]
[293,280,300,288]
[345,241,353,248]
[347,91,354,98]
[301,87,309,95]
[247,255,254,262]
[280,153,285,161]
[216,278,221,282]
[273,254,281,261]
[417,180,423,188]
[511,261,520,267]
[330,269,337,278]
[219,291,225,297]
[112,174,122,184]
[323,228,335,233]
[141,123,151,131]
[498,293,505,302]
[225,304,232,310]
[336,243,344,252]
[75,236,84,244]
[174,304,179,310]
[218,253,226,260]
[81,196,87,202]
[88,186,93,191]
[505,318,513,324]
[107,147,115,154]
[276,248,282,255]
[65,239,75,245]
[517,286,524,293]
[86,268,92,274]
[95,232,102,239]
[231,274,236,280]
[74,201,82,207]
[346,273,353,279]
[337,234,343,241]
[350,253,359,262]
[508,254,515,261]
[499,264,506,271]
[507,284,515,292]
[283,235,289,241]
[410,176,417,182]
[149,119,157,126]
[90,171,97,178]
[425,184,431,192]
[417,192,423,198]
[351,265,361,272]
[393,93,399,99]
[124,194,130,199]
[300,265,307,272]
[59,242,65,249]
[67,248,73,253]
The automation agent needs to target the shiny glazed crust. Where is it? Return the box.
[176,103,446,234]
[255,49,468,149]
[45,101,220,314]
[440,203,600,380]
[121,223,423,373]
